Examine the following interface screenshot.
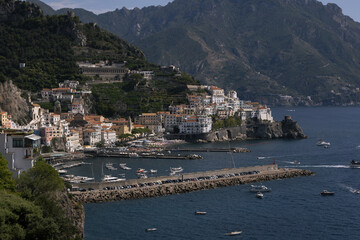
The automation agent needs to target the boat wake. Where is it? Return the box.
[338,184,360,194]
[284,165,350,169]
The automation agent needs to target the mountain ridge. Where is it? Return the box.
[30,0,360,106]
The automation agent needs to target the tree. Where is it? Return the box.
[0,192,60,240]
[0,153,15,192]
[16,161,64,201]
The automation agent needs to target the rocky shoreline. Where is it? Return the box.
[72,168,314,203]
[165,116,307,142]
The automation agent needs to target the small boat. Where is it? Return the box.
[195,211,207,215]
[224,231,242,236]
[256,192,264,198]
[145,228,157,232]
[119,163,131,170]
[150,169,158,174]
[354,190,360,194]
[170,167,183,172]
[136,168,146,173]
[350,160,360,168]
[321,190,335,196]
[129,152,139,158]
[249,184,271,192]
[257,156,266,160]
[317,140,330,146]
[57,169,67,174]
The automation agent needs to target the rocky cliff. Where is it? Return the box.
[246,116,307,139]
[166,116,306,142]
[56,190,85,239]
[0,81,31,124]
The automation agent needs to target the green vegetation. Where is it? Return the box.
[0,153,15,192]
[0,0,149,92]
[0,153,80,239]
[212,116,242,130]
[118,133,134,139]
[92,72,199,117]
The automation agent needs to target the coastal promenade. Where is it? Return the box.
[71,165,314,203]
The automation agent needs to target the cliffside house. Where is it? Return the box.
[0,131,41,177]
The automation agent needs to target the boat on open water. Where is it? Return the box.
[321,190,335,196]
[224,231,242,236]
[350,160,360,168]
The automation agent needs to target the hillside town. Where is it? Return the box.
[0,80,273,177]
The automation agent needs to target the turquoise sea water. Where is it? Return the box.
[68,107,360,239]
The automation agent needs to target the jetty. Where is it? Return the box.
[165,147,251,153]
[70,165,314,203]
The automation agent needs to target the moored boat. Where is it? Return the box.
[249,184,271,192]
[150,169,158,174]
[321,190,335,196]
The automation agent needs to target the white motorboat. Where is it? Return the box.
[138,173,148,179]
[249,184,271,192]
[119,163,131,170]
[257,156,266,160]
[256,192,264,198]
[224,231,242,236]
[150,169,158,174]
[317,140,330,146]
[170,167,183,172]
[57,169,67,174]
[102,175,123,182]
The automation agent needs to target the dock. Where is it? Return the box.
[165,147,251,153]
[71,165,314,203]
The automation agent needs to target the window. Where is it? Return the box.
[13,138,23,148]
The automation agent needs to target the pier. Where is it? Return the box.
[165,147,251,153]
[71,165,314,203]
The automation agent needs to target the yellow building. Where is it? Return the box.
[0,112,11,129]
[111,118,133,136]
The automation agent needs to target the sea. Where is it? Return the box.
[67,107,360,240]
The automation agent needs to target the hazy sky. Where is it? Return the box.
[40,0,360,22]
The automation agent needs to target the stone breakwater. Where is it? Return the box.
[72,167,314,203]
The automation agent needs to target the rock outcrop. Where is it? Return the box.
[165,116,306,142]
[0,81,31,124]
[56,191,85,239]
[246,116,307,139]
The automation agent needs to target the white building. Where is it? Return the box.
[66,130,81,152]
[83,128,101,146]
[101,129,117,145]
[179,116,212,134]
[0,132,41,177]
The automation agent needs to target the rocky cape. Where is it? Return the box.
[166,116,307,142]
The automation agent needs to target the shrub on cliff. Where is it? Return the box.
[0,153,15,192]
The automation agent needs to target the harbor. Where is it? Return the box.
[71,165,314,203]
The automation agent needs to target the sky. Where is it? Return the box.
[40,0,360,22]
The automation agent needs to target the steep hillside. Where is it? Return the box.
[1,0,198,119]
[43,0,360,105]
